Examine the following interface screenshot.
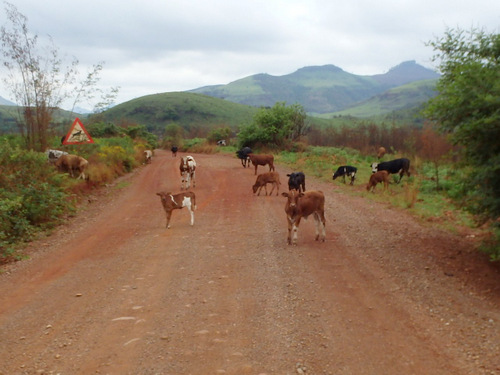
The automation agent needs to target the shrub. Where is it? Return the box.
[0,139,73,262]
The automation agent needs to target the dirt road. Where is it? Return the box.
[1,150,499,375]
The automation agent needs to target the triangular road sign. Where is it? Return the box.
[62,117,94,145]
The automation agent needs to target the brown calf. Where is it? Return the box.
[252,172,281,196]
[366,170,389,192]
[54,154,88,179]
[248,154,275,175]
[281,190,326,245]
[156,191,196,229]
[377,146,386,159]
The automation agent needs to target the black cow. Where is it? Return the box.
[236,147,252,168]
[332,166,357,185]
[371,158,410,183]
[171,146,178,157]
[287,172,306,192]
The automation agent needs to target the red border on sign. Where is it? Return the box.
[62,117,94,145]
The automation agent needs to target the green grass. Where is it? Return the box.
[275,146,478,232]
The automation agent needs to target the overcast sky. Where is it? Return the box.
[1,0,499,108]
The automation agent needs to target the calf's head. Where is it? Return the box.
[281,190,304,210]
[370,162,379,173]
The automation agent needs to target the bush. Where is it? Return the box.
[0,139,73,262]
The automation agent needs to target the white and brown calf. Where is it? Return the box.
[156,191,196,229]
[144,150,153,164]
[252,171,281,196]
[281,190,326,245]
[179,155,196,190]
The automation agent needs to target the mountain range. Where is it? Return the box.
[189,60,440,115]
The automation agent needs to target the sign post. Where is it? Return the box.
[62,117,94,145]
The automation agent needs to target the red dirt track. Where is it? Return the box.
[1,150,499,375]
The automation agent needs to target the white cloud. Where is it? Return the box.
[0,0,498,107]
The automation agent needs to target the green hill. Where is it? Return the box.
[190,61,439,114]
[93,92,259,135]
[321,79,438,118]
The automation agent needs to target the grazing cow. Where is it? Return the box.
[371,158,410,183]
[46,149,68,163]
[179,155,196,190]
[171,146,178,157]
[248,154,275,175]
[156,191,196,229]
[287,172,306,192]
[377,146,387,159]
[252,172,281,196]
[144,150,153,164]
[332,166,357,185]
[216,140,227,146]
[281,190,326,245]
[236,147,252,168]
[367,170,389,192]
[54,154,88,180]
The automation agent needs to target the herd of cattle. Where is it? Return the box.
[45,145,410,245]
[154,147,410,246]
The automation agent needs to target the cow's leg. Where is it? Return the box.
[286,217,293,245]
[270,182,277,196]
[264,183,269,196]
[292,217,301,245]
[165,210,173,229]
[313,212,326,241]
[191,170,196,188]
[254,164,258,175]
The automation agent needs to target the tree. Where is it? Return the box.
[238,102,309,148]
[424,27,500,219]
[0,2,118,151]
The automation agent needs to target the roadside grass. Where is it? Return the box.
[275,146,479,234]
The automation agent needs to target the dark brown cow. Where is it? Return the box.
[366,170,389,192]
[54,154,88,179]
[156,191,196,229]
[281,190,326,245]
[252,172,281,196]
[248,154,275,175]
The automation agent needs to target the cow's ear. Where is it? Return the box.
[281,192,289,197]
[298,192,305,197]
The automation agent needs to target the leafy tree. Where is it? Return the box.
[238,102,308,148]
[424,28,500,220]
[207,126,231,144]
[0,2,118,151]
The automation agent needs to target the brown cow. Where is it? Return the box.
[248,154,275,175]
[366,170,389,192]
[377,146,386,159]
[281,190,326,245]
[252,172,281,196]
[156,191,196,229]
[54,154,88,179]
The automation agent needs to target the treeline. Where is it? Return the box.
[307,122,453,159]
